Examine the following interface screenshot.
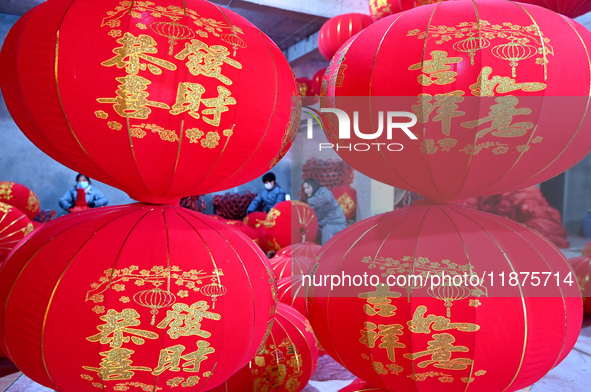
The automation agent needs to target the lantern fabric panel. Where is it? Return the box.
[0,204,277,392]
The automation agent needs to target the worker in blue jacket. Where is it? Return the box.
[246,172,287,214]
[59,174,109,212]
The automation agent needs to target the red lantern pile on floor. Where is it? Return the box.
[0,0,302,391]
[306,0,587,390]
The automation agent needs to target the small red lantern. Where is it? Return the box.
[323,0,591,202]
[0,202,33,261]
[263,201,319,252]
[340,378,390,391]
[270,253,315,280]
[244,211,268,229]
[318,13,373,61]
[276,242,322,259]
[296,77,315,97]
[308,202,581,391]
[312,68,327,95]
[0,182,40,220]
[332,185,357,220]
[224,219,265,250]
[0,0,301,204]
[569,256,591,315]
[209,303,319,392]
[517,0,591,18]
[0,204,277,392]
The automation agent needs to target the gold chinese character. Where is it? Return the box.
[153,344,185,375]
[97,75,170,119]
[358,284,401,317]
[170,82,206,118]
[408,306,480,334]
[201,86,236,126]
[175,40,242,85]
[157,301,221,339]
[360,322,405,363]
[408,51,463,86]
[470,66,546,97]
[87,309,158,347]
[181,341,215,372]
[413,91,466,136]
[0,183,13,200]
[461,96,533,139]
[102,33,177,75]
[83,348,151,381]
[403,333,473,370]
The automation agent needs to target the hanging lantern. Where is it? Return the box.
[307,202,582,391]
[0,182,40,220]
[318,13,373,61]
[209,303,319,392]
[332,185,357,221]
[340,378,390,392]
[276,242,322,259]
[0,202,33,261]
[0,0,301,204]
[270,253,315,281]
[263,201,319,252]
[322,0,591,202]
[569,256,591,315]
[312,68,327,96]
[516,0,591,18]
[0,204,277,392]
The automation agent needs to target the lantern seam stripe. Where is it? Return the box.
[163,119,185,199]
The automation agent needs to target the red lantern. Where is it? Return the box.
[244,211,268,229]
[209,303,319,392]
[340,378,390,392]
[307,202,581,391]
[0,0,301,204]
[583,241,591,257]
[224,219,265,250]
[270,253,316,281]
[296,77,315,97]
[332,185,357,220]
[0,204,277,392]
[312,68,327,95]
[318,13,373,61]
[0,182,40,220]
[276,242,322,259]
[322,0,591,202]
[0,202,33,261]
[277,276,307,318]
[263,201,319,252]
[517,0,591,18]
[569,256,591,315]
[369,0,447,21]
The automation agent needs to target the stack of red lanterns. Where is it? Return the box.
[0,1,302,391]
[307,0,589,390]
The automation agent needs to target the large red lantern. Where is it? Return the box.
[0,0,301,204]
[263,201,319,252]
[0,182,40,220]
[0,204,277,392]
[322,0,591,203]
[318,13,373,61]
[517,0,591,18]
[209,303,319,392]
[369,0,447,21]
[332,185,357,220]
[307,202,581,391]
[569,256,591,314]
[0,202,33,261]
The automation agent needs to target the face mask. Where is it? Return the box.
[77,181,89,189]
[264,183,273,190]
